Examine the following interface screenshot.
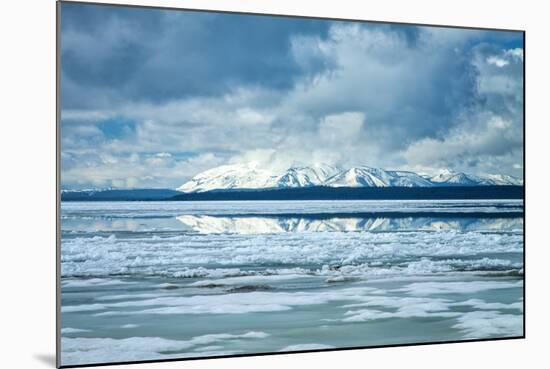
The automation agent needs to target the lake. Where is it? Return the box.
[60,200,524,366]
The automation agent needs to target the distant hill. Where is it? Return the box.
[61,189,180,201]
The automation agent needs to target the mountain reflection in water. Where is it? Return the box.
[176,214,523,234]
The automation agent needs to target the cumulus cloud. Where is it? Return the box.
[318,112,364,143]
[60,3,523,189]
[404,114,522,174]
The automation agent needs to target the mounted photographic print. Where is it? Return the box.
[57,1,525,367]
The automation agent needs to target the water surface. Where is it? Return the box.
[60,200,524,366]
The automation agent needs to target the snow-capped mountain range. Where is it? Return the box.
[177,163,523,193]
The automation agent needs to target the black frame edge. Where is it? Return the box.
[522,30,526,339]
[56,1,62,368]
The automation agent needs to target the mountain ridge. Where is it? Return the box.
[177,163,523,193]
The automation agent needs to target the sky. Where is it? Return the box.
[60,3,524,189]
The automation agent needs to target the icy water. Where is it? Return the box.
[60,200,524,366]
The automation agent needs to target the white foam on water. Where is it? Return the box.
[169,349,241,358]
[193,345,224,352]
[339,294,523,341]
[170,268,254,279]
[279,343,335,351]
[97,293,179,301]
[121,324,139,329]
[315,258,522,280]
[62,303,107,313]
[119,304,291,315]
[60,229,523,279]
[399,280,523,296]
[237,331,270,338]
[61,331,269,366]
[90,287,382,316]
[188,273,311,287]
[61,278,134,288]
[62,280,523,320]
[343,308,460,322]
[325,275,360,283]
[452,299,523,311]
[341,295,459,322]
[61,327,90,334]
[452,310,523,338]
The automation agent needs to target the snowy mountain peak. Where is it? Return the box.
[325,166,389,187]
[176,162,279,193]
[177,163,523,192]
[482,173,524,186]
[429,169,523,186]
[278,164,341,188]
[325,166,434,188]
[430,170,479,185]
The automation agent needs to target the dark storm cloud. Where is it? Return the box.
[61,2,331,109]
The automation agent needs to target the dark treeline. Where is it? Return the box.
[169,186,524,201]
[61,186,524,202]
